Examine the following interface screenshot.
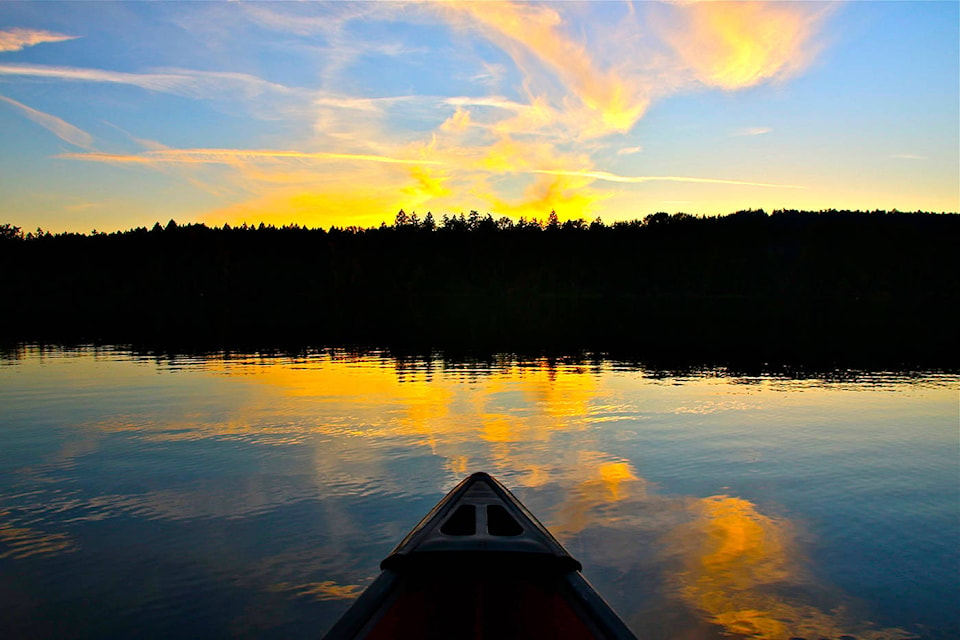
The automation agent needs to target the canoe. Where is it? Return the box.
[323,472,637,640]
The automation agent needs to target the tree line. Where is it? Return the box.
[1,209,957,365]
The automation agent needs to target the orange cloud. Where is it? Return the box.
[659,2,831,90]
[440,2,650,137]
[0,28,78,52]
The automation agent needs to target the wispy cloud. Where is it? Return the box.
[413,1,827,219]
[64,202,100,212]
[4,2,838,229]
[0,28,78,53]
[444,95,526,112]
[656,2,833,90]
[889,154,926,161]
[531,169,803,189]
[0,93,94,149]
[238,2,391,38]
[0,63,298,101]
[58,148,444,167]
[732,127,772,137]
[470,62,507,88]
[439,2,651,138]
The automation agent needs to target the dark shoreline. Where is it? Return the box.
[2,209,957,369]
[3,294,955,368]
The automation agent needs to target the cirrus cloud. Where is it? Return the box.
[0,28,78,53]
[0,93,94,149]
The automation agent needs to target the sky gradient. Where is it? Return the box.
[1,1,957,233]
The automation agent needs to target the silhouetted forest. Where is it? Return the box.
[2,209,957,365]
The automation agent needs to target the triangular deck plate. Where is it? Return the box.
[381,472,580,573]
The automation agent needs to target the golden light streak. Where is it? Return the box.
[270,580,364,601]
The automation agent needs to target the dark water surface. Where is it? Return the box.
[0,346,957,639]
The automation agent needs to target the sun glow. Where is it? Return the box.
[1,2,956,232]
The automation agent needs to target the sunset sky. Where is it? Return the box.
[1,1,957,233]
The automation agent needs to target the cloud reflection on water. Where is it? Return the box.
[674,495,913,640]
[1,348,951,638]
[187,352,919,639]
[0,514,76,560]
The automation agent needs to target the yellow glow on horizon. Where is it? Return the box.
[490,173,605,221]
[34,0,939,232]
[1,1,955,236]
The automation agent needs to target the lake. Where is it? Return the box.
[0,345,957,639]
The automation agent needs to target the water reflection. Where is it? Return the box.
[675,495,914,639]
[0,514,76,559]
[0,346,955,639]
[269,580,364,601]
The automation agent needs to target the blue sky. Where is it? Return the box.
[0,1,957,232]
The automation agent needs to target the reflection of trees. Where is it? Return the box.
[1,211,956,363]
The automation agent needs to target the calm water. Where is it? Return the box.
[0,346,957,640]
